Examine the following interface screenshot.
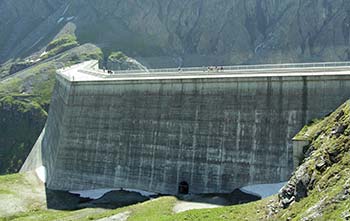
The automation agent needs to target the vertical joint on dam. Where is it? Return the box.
[302,76,309,126]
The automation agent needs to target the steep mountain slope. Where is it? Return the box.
[274,101,350,220]
[0,37,102,174]
[1,0,350,67]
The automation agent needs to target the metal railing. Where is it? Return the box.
[75,61,350,79]
[115,61,350,74]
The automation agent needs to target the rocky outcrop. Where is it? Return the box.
[1,0,350,67]
[105,52,148,72]
[9,62,33,75]
[278,101,350,211]
[0,43,102,174]
[0,96,47,174]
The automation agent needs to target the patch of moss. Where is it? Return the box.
[0,61,16,78]
[0,173,24,183]
[168,197,272,221]
[1,210,73,221]
[41,35,79,59]
[273,101,350,220]
[61,48,103,67]
[46,35,78,52]
[0,95,46,174]
[108,51,128,62]
[0,44,103,174]
[0,189,14,195]
[0,77,22,93]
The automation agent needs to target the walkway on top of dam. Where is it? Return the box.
[57,60,350,82]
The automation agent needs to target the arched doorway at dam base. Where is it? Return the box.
[178,181,189,194]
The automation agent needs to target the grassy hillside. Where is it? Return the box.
[0,95,46,174]
[272,101,350,221]
[0,171,273,221]
[42,35,79,59]
[0,172,46,219]
[0,38,102,174]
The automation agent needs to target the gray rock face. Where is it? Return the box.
[279,101,350,210]
[1,0,350,66]
[106,53,148,72]
[9,62,33,75]
[40,71,350,195]
[106,58,146,72]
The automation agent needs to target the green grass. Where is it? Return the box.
[0,190,14,195]
[41,35,79,59]
[272,101,350,221]
[0,171,271,221]
[0,77,22,92]
[169,198,271,221]
[0,96,46,174]
[0,43,103,174]
[1,209,78,221]
[60,48,103,67]
[0,61,16,78]
[0,95,46,115]
[0,196,272,221]
[108,51,128,62]
[46,35,78,52]
[273,156,350,221]
[82,197,178,221]
[0,173,26,187]
[294,118,323,141]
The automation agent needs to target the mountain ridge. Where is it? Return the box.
[2,0,350,67]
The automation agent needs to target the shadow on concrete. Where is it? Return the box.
[45,185,260,211]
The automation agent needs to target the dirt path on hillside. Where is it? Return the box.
[173,201,221,213]
[96,211,131,221]
[0,171,46,217]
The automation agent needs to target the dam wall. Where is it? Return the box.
[39,63,350,194]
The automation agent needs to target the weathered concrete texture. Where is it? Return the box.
[42,73,350,194]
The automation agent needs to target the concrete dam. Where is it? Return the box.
[23,61,350,194]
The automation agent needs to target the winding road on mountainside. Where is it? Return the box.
[0,47,79,83]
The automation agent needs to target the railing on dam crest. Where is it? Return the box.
[72,60,350,80]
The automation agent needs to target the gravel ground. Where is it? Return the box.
[0,171,46,217]
[96,211,131,221]
[173,201,221,213]
[173,189,260,214]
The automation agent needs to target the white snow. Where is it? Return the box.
[69,188,157,200]
[124,188,156,197]
[26,58,41,63]
[35,166,46,183]
[254,43,264,54]
[57,17,64,24]
[240,182,287,199]
[40,51,48,57]
[69,189,120,199]
[66,16,75,22]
